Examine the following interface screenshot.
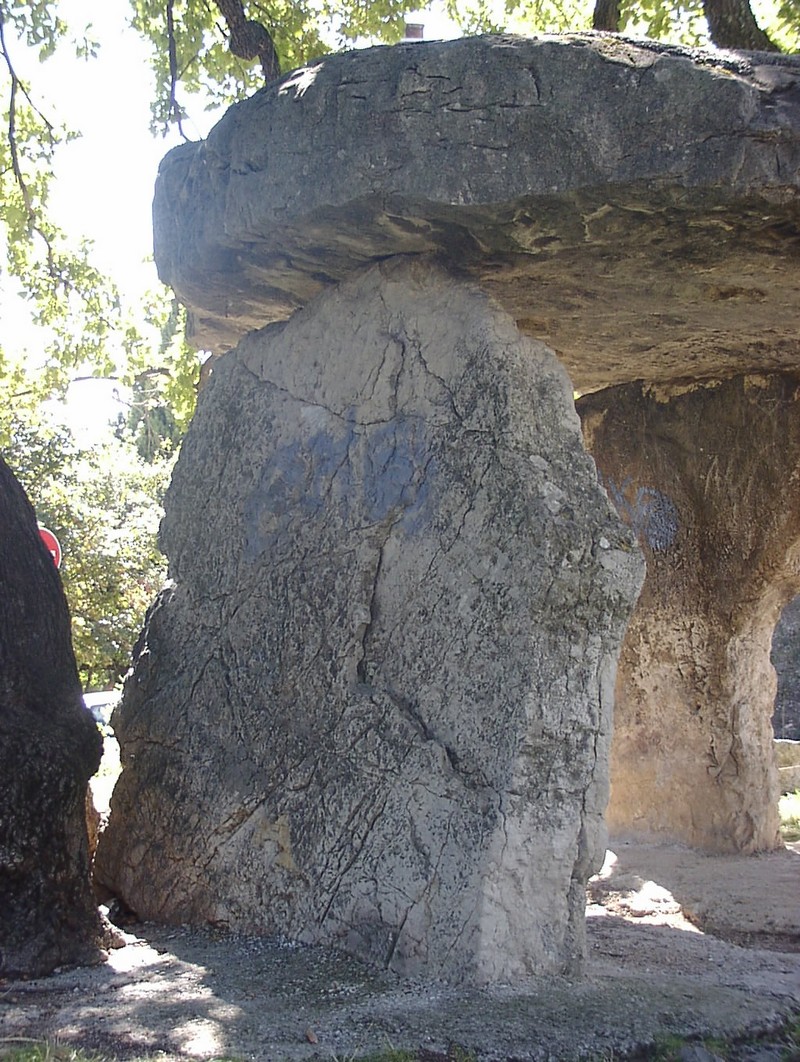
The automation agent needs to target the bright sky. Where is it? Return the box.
[20,0,204,300]
[4,0,188,437]
[6,0,458,440]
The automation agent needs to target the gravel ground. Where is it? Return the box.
[1,839,798,1061]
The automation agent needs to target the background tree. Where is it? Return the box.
[2,398,173,691]
[131,0,443,134]
[116,373,182,464]
[486,0,796,48]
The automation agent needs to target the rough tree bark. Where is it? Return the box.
[592,0,779,49]
[214,0,281,82]
[702,0,779,49]
[593,0,621,32]
[0,457,104,976]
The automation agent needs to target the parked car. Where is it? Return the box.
[83,690,120,729]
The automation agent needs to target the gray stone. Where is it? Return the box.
[774,740,800,794]
[677,1047,726,1062]
[771,597,800,740]
[95,260,643,983]
[775,739,800,768]
[778,764,800,792]
[153,34,800,392]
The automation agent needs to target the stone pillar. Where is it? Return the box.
[96,260,643,983]
[579,375,800,853]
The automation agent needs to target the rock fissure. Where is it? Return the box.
[354,532,389,686]
[316,793,391,927]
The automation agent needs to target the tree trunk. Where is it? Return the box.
[593,0,621,32]
[0,456,104,977]
[213,0,281,81]
[702,0,779,50]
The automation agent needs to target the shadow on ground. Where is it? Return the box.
[1,840,798,1061]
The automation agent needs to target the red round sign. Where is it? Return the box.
[38,526,62,569]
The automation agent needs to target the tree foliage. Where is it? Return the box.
[0,0,202,429]
[450,0,797,48]
[3,399,172,691]
[131,0,441,135]
[0,3,121,393]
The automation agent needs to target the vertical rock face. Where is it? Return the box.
[579,375,800,853]
[0,458,103,977]
[771,596,800,740]
[96,260,642,983]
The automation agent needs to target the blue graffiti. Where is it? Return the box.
[244,412,435,559]
[603,475,679,552]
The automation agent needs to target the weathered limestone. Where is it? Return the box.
[579,376,800,852]
[0,458,104,977]
[95,260,643,982]
[153,34,800,391]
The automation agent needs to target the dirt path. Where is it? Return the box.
[1,839,798,1061]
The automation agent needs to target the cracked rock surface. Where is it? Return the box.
[94,260,643,984]
[153,33,800,391]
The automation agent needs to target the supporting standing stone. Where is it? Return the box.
[579,375,800,853]
[96,260,643,982]
[0,458,104,977]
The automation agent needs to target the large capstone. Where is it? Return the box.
[153,33,800,390]
[95,260,643,983]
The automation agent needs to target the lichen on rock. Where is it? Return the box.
[95,260,643,982]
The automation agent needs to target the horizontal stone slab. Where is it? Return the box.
[153,33,800,391]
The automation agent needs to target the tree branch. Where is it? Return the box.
[213,0,281,82]
[0,6,57,274]
[165,0,189,138]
